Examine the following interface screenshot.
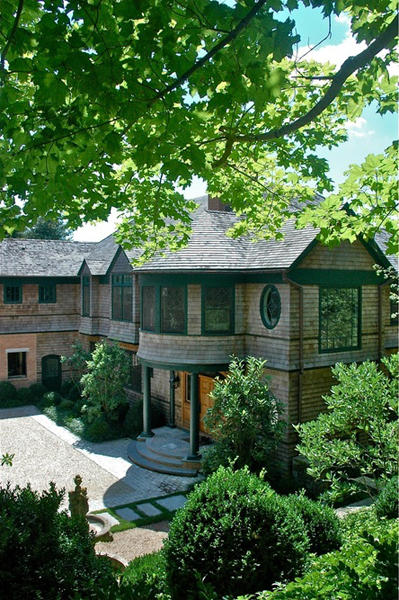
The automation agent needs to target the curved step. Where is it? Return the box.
[136,441,186,468]
[127,441,199,477]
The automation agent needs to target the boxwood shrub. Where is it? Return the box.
[16,387,35,406]
[287,492,342,555]
[122,551,168,599]
[0,381,17,404]
[375,476,398,519]
[163,466,310,599]
[28,382,47,403]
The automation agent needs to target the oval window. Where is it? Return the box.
[260,285,281,329]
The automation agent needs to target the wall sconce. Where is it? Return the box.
[170,371,180,389]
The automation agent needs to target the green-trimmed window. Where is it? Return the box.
[202,285,234,334]
[112,274,133,322]
[260,285,281,329]
[39,283,56,304]
[161,286,185,333]
[319,287,361,353]
[81,276,90,316]
[4,285,22,304]
[142,286,156,331]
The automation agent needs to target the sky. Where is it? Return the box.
[73,6,397,242]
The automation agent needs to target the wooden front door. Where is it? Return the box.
[181,372,215,433]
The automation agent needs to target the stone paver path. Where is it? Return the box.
[0,405,201,511]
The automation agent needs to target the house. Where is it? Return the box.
[0,196,396,477]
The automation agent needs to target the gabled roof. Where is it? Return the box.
[0,239,95,278]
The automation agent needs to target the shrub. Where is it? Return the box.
[0,381,17,403]
[287,493,342,555]
[67,383,82,402]
[375,476,398,519]
[60,378,74,397]
[73,398,85,417]
[28,382,47,401]
[260,512,398,600]
[85,417,113,442]
[58,398,76,411]
[203,356,285,472]
[16,387,35,405]
[0,482,115,599]
[163,466,310,599]
[122,551,168,599]
[43,391,63,406]
[123,402,143,437]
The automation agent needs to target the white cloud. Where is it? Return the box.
[73,208,120,242]
[299,35,367,68]
[344,117,375,138]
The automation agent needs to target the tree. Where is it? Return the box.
[80,341,130,422]
[203,356,285,472]
[295,355,398,492]
[0,1,397,255]
[10,216,73,239]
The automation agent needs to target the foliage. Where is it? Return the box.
[163,466,310,599]
[1,453,14,467]
[0,1,397,255]
[295,355,398,489]
[9,216,73,240]
[375,476,398,519]
[29,382,47,401]
[122,551,169,600]
[43,390,63,406]
[203,356,285,472]
[81,342,131,422]
[0,482,115,599]
[15,387,35,405]
[259,511,398,600]
[58,398,76,411]
[60,378,75,397]
[0,380,17,403]
[85,417,114,443]
[287,492,342,555]
[61,340,91,398]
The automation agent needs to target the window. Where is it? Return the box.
[4,285,22,304]
[39,283,56,303]
[81,276,90,316]
[319,287,361,353]
[161,286,185,333]
[260,285,281,329]
[142,286,156,331]
[203,286,234,334]
[125,351,142,391]
[8,351,27,378]
[112,274,133,321]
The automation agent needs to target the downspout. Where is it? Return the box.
[283,273,304,424]
[168,370,176,428]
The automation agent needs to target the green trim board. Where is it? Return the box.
[0,277,80,284]
[139,357,229,373]
[139,272,284,286]
[288,269,385,286]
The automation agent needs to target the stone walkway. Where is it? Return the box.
[0,405,202,511]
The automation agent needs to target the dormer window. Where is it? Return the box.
[81,276,90,316]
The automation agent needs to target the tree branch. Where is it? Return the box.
[213,14,398,167]
[1,0,24,70]
[147,0,268,107]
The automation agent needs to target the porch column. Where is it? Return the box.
[168,370,176,428]
[140,365,154,438]
[187,372,201,461]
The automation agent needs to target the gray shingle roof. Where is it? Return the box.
[134,196,319,272]
[0,239,95,277]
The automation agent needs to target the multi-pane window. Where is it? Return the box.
[125,350,142,391]
[142,286,156,331]
[112,274,133,322]
[39,283,56,303]
[8,351,27,378]
[4,285,22,304]
[161,286,185,333]
[203,286,234,334]
[81,276,90,316]
[319,287,361,353]
[260,285,281,329]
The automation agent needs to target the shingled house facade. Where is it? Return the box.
[0,196,397,476]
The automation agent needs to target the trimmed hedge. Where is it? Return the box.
[0,381,17,404]
[16,387,35,405]
[29,382,47,401]
[163,466,310,599]
[122,551,167,599]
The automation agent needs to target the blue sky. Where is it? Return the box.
[74,5,396,241]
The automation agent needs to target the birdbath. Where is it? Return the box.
[68,475,113,542]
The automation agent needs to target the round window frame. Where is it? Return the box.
[260,284,281,330]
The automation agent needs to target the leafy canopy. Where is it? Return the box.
[0,0,397,255]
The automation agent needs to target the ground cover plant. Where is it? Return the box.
[202,356,285,473]
[295,355,398,503]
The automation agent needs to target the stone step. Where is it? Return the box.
[146,433,191,460]
[127,441,199,477]
[136,440,186,468]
